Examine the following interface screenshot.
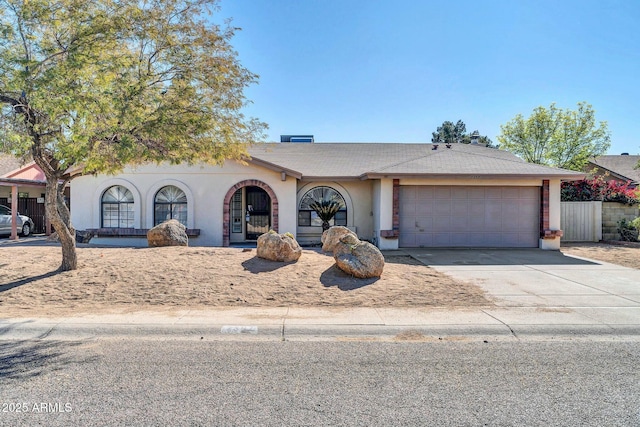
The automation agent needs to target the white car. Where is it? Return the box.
[0,205,34,237]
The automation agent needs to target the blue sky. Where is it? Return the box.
[217,0,639,154]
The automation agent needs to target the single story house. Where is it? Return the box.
[71,142,584,250]
[585,154,640,189]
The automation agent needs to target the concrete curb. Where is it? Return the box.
[1,319,638,342]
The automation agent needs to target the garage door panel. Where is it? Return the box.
[469,188,486,199]
[434,187,451,198]
[399,232,416,247]
[415,233,433,246]
[485,188,503,198]
[502,201,519,217]
[434,202,451,215]
[451,216,469,229]
[432,233,452,246]
[450,187,468,199]
[415,186,434,200]
[414,216,433,231]
[401,186,416,199]
[433,216,451,230]
[468,216,486,228]
[469,203,485,216]
[417,199,436,213]
[502,187,521,198]
[399,185,540,248]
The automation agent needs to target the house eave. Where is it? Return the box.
[245,157,303,180]
[363,172,587,181]
[0,177,47,187]
[299,175,365,182]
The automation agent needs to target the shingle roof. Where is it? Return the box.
[588,155,640,184]
[247,143,584,180]
[0,154,21,177]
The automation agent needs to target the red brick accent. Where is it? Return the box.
[540,179,562,239]
[541,179,550,234]
[381,179,400,238]
[222,180,278,247]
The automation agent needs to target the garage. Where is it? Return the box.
[399,186,540,248]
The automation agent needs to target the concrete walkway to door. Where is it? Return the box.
[402,248,640,337]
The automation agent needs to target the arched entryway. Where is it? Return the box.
[223,180,279,246]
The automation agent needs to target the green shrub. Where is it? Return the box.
[617,218,640,241]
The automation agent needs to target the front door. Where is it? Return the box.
[245,187,270,240]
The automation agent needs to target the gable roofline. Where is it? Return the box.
[243,156,303,180]
[586,158,639,185]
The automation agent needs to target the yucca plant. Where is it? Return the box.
[309,198,344,231]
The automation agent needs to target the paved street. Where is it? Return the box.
[1,338,639,426]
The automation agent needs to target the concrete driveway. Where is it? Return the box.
[402,248,640,336]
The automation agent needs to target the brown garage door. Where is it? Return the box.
[399,186,540,248]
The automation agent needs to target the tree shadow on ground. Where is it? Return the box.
[320,264,379,291]
[0,338,92,381]
[241,256,296,274]
[0,270,60,293]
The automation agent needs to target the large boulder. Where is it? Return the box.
[147,219,188,247]
[333,234,384,278]
[257,231,302,262]
[321,226,358,254]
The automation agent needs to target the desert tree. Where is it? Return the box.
[0,0,266,270]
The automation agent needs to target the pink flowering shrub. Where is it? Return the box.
[561,176,639,206]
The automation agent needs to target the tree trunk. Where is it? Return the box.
[45,177,77,271]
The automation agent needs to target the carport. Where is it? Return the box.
[0,177,46,240]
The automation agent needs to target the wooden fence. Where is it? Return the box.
[560,201,602,242]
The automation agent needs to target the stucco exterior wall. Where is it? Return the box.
[71,161,297,246]
[372,178,398,250]
[0,184,46,199]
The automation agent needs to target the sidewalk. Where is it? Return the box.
[1,248,639,341]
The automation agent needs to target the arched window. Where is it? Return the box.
[101,185,134,228]
[298,186,347,227]
[154,185,187,226]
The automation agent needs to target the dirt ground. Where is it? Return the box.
[0,245,491,317]
[561,242,640,270]
[2,242,636,318]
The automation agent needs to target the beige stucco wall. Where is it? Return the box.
[295,180,374,246]
[372,178,398,250]
[71,161,298,246]
[0,184,46,199]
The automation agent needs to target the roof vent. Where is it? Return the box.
[621,152,629,155]
[432,144,438,150]
[281,135,314,143]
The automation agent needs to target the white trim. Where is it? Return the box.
[146,179,195,229]
[93,179,142,229]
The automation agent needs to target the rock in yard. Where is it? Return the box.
[147,219,188,247]
[75,230,92,244]
[257,232,302,262]
[333,237,384,278]
[321,226,358,254]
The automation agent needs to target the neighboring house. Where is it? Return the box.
[586,154,640,189]
[0,159,50,234]
[71,142,583,250]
